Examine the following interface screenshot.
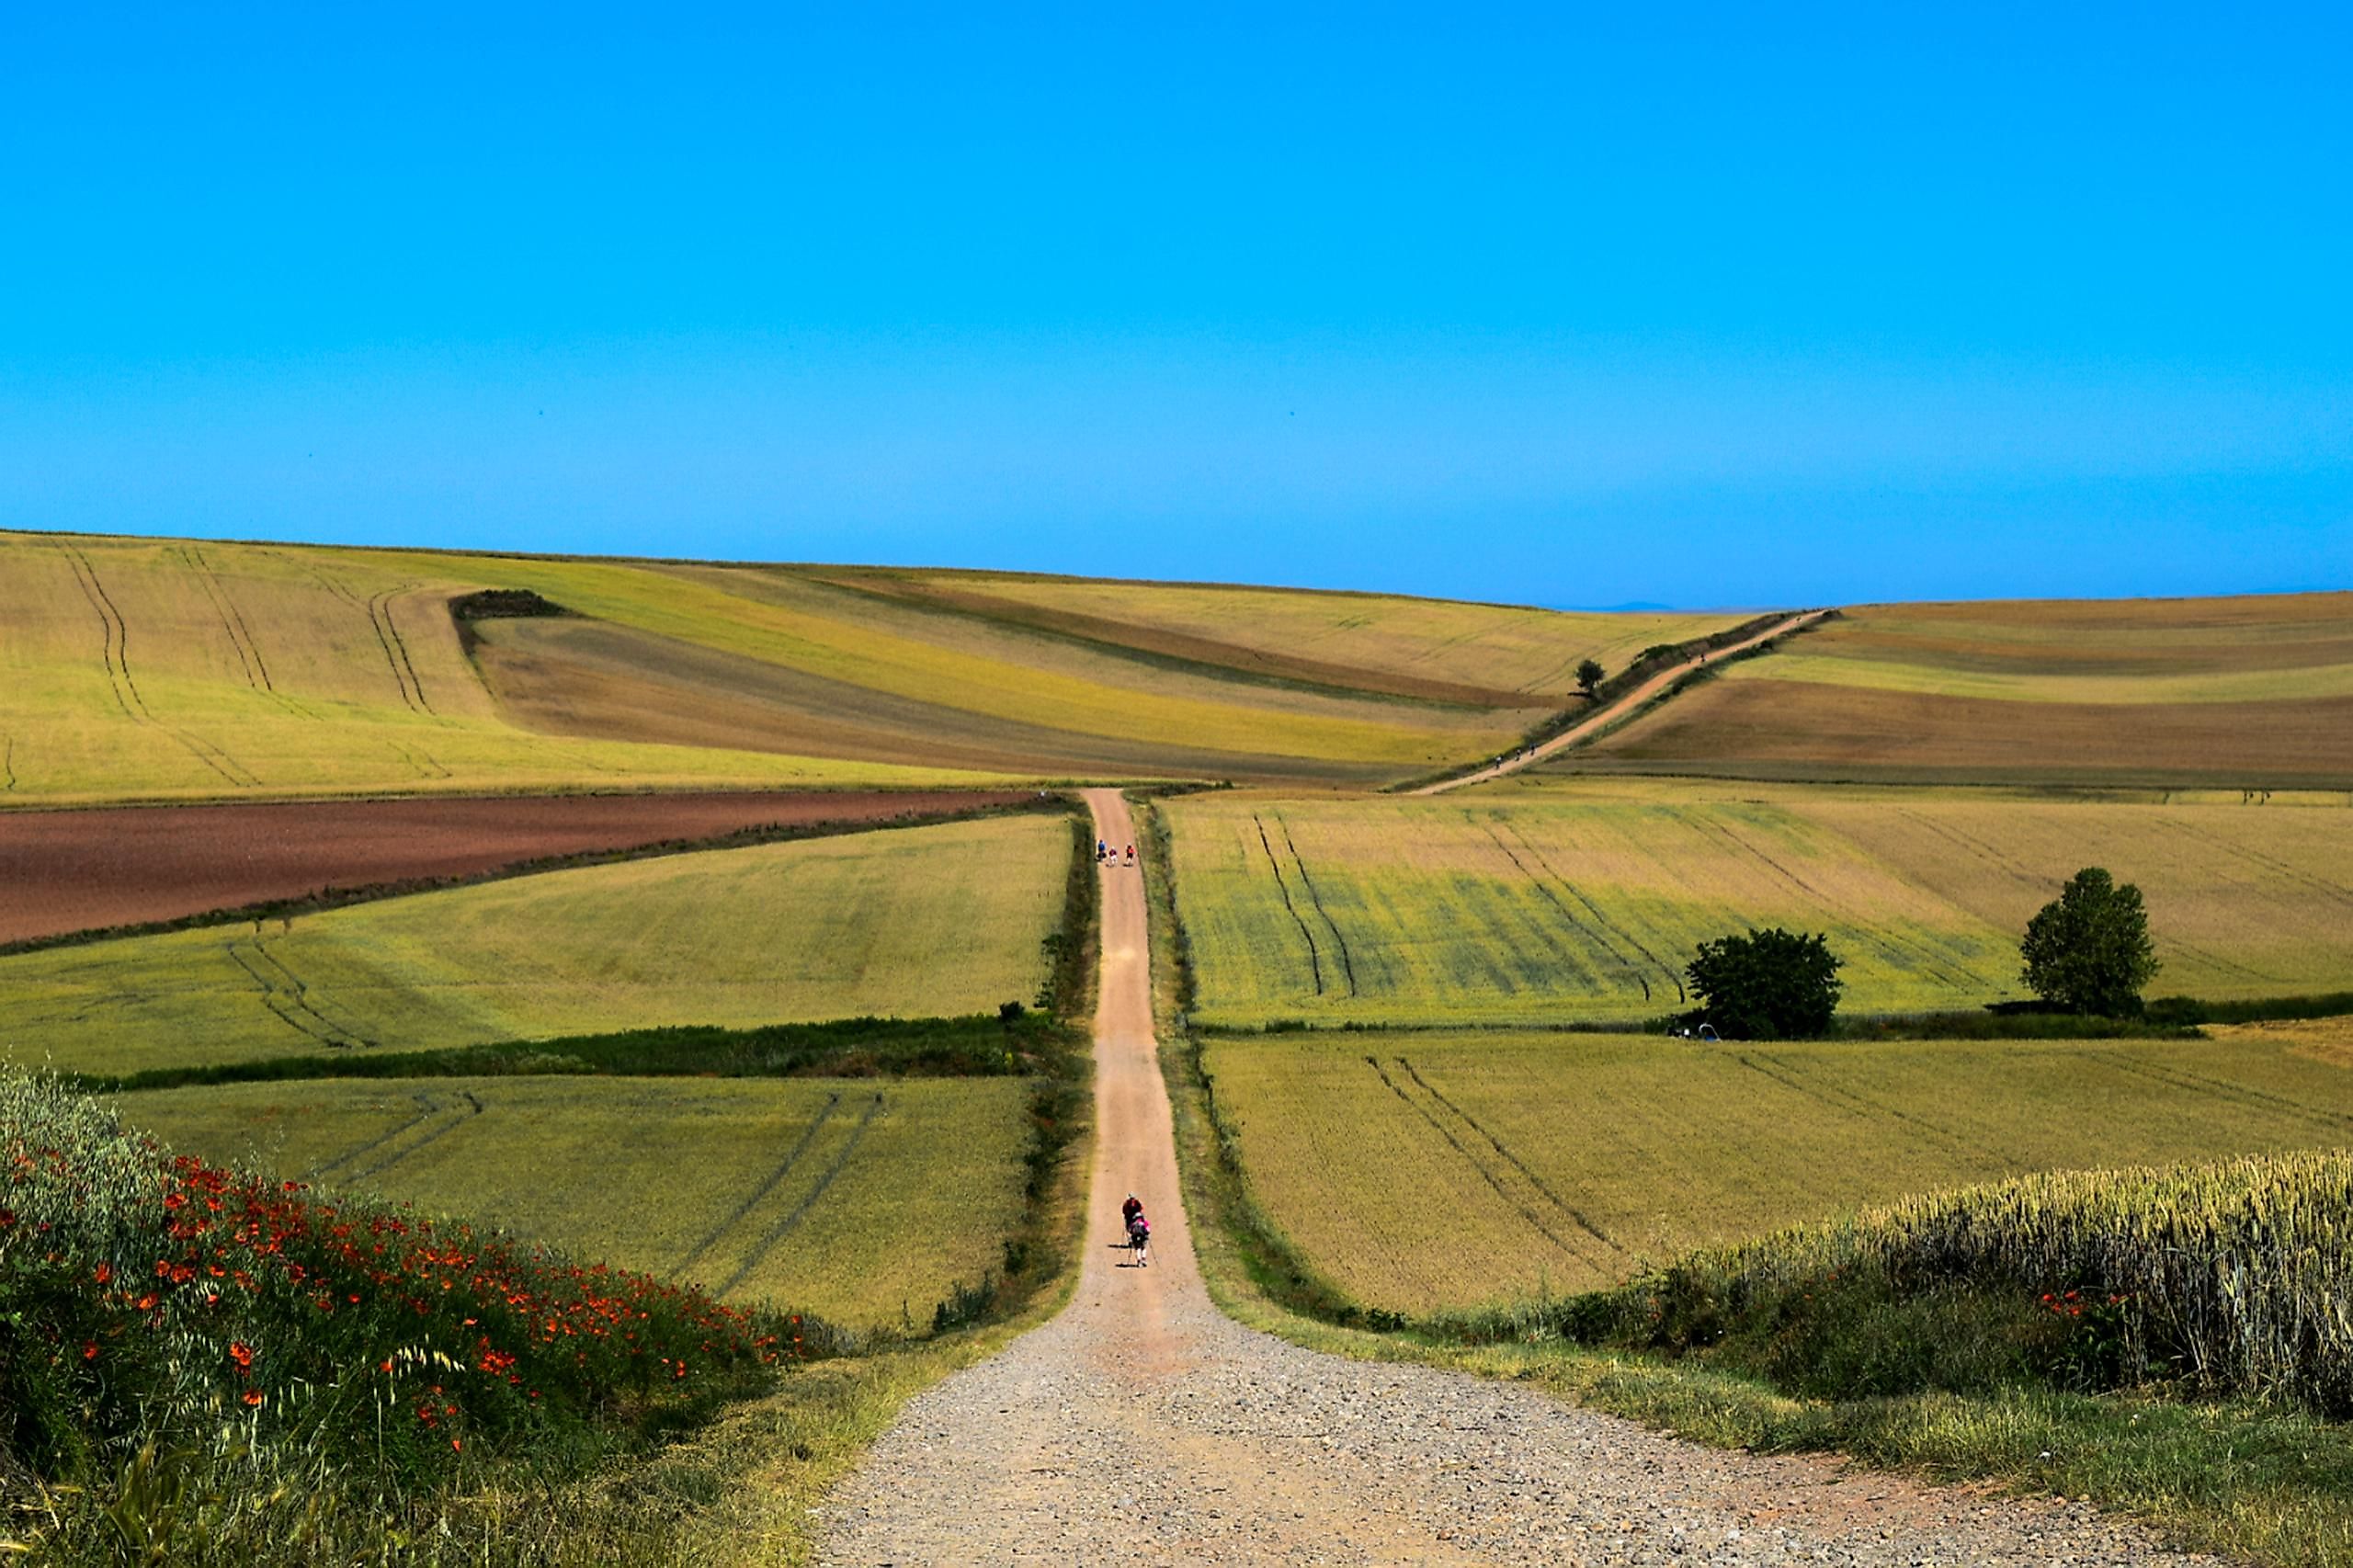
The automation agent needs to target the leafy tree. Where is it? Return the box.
[2020,867,2159,1016]
[1575,658,1606,697]
[1686,926,1844,1039]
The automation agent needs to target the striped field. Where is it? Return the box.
[1162,783,2353,1026]
[0,531,1732,800]
[1204,1028,2353,1313]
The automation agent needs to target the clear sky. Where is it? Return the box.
[4,4,2347,607]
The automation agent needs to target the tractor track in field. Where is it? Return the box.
[717,1092,886,1301]
[1738,1051,1994,1165]
[303,1093,443,1184]
[1364,1054,1608,1268]
[60,544,260,790]
[1483,819,1670,1003]
[1251,813,1327,996]
[2096,1050,2353,1139]
[303,564,435,714]
[1270,812,1357,995]
[821,789,2212,1566]
[1888,807,2286,988]
[223,939,358,1051]
[347,1090,484,1185]
[1395,1056,1622,1256]
[2160,814,2353,919]
[670,1093,842,1283]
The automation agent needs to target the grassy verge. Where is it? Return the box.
[1137,799,2353,1566]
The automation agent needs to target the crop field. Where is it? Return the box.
[1203,1028,2353,1312]
[1162,786,2353,1026]
[464,560,1540,783]
[114,1074,1034,1326]
[2,530,1710,800]
[0,532,1012,803]
[819,568,1744,706]
[1569,595,2353,787]
[0,814,1068,1074]
[0,788,1035,945]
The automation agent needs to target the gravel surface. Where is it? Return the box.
[819,791,2221,1566]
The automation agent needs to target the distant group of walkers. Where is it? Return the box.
[1097,838,1135,867]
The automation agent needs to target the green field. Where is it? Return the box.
[113,1074,1032,1328]
[0,814,1068,1074]
[0,531,1737,800]
[1162,783,2353,1026]
[1204,1028,2353,1313]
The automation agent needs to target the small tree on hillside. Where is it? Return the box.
[2020,867,2158,1016]
[1575,658,1606,698]
[1686,926,1844,1040]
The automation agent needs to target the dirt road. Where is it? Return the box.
[816,787,2208,1564]
[1412,611,1832,796]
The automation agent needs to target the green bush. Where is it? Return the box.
[1686,926,1844,1039]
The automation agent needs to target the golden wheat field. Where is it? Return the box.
[0,530,1717,799]
[115,1074,1033,1326]
[1161,783,2353,1026]
[0,814,1068,1074]
[1571,595,2353,787]
[832,568,1744,703]
[0,531,1003,802]
[1205,1028,2353,1313]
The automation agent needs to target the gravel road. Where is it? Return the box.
[818,789,2217,1566]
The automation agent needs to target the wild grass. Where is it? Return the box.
[1534,1151,2353,1412]
[0,813,1071,1074]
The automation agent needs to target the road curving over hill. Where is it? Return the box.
[1412,609,1834,796]
[816,788,2211,1564]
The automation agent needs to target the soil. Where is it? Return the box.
[817,789,2217,1564]
[0,790,1034,945]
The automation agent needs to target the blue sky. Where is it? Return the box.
[3,4,2347,607]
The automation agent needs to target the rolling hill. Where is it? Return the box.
[1563,595,2353,788]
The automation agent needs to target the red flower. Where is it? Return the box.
[82,1341,98,1361]
[228,1342,255,1371]
[92,1263,111,1286]
[242,1391,264,1407]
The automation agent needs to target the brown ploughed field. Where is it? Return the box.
[0,789,1032,945]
